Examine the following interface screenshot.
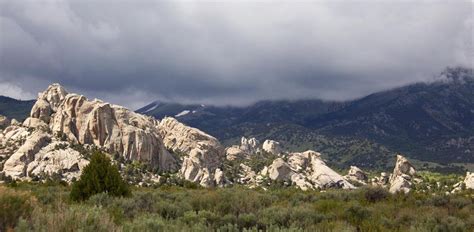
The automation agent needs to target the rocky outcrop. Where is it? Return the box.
[453,172,474,192]
[0,115,10,129]
[344,166,368,184]
[268,158,293,181]
[464,172,474,189]
[24,142,89,182]
[262,140,282,155]
[372,172,390,186]
[0,125,30,159]
[237,164,258,186]
[388,155,418,193]
[214,168,227,187]
[10,119,21,126]
[225,137,284,161]
[225,137,260,160]
[225,146,247,161]
[264,150,354,190]
[2,84,225,186]
[27,85,178,172]
[159,117,225,186]
[3,131,52,178]
[240,137,259,154]
[30,83,67,123]
[22,117,48,130]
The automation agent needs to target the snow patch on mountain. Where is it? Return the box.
[144,103,159,113]
[175,110,190,117]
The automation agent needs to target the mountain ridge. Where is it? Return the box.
[0,96,35,121]
[138,67,474,170]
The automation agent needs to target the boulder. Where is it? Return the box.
[1,125,29,144]
[240,137,259,153]
[268,158,294,181]
[225,137,261,160]
[265,150,354,190]
[0,125,30,158]
[345,166,368,184]
[262,140,282,155]
[10,119,21,126]
[30,83,67,123]
[238,164,258,186]
[303,151,354,189]
[453,172,474,192]
[389,174,413,194]
[159,117,225,186]
[372,172,390,186]
[214,168,227,187]
[388,154,418,193]
[26,142,89,182]
[464,172,474,189]
[3,131,52,178]
[23,117,48,130]
[0,115,10,128]
[225,146,247,161]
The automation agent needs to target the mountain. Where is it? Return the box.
[306,67,474,164]
[0,96,35,121]
[139,67,474,171]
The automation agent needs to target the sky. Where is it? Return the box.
[0,0,472,109]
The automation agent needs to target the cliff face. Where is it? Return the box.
[29,84,178,172]
[2,84,225,186]
[159,117,225,187]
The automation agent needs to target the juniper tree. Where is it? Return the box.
[70,151,130,201]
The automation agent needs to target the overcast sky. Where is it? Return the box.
[0,0,472,109]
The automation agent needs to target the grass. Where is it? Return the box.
[1,182,473,232]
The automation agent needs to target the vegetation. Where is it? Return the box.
[1,181,473,231]
[70,151,130,201]
[0,96,35,122]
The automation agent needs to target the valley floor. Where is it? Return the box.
[1,182,473,232]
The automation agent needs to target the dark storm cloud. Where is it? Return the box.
[0,0,472,109]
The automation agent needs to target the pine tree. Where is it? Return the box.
[70,151,130,201]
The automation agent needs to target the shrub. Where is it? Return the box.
[155,200,184,220]
[122,214,167,231]
[364,187,389,203]
[0,186,36,231]
[237,213,257,229]
[17,204,118,232]
[430,195,450,207]
[87,192,115,207]
[70,151,131,201]
[344,204,371,226]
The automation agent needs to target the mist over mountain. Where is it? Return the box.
[138,67,474,171]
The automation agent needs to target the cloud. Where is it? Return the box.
[0,0,472,109]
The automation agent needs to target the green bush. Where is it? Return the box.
[0,186,36,231]
[122,214,167,231]
[364,187,390,203]
[344,204,372,226]
[70,151,130,201]
[16,204,118,232]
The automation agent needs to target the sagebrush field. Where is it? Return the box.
[1,180,473,232]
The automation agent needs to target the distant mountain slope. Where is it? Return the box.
[137,99,340,139]
[0,96,35,121]
[139,67,474,170]
[306,67,474,163]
